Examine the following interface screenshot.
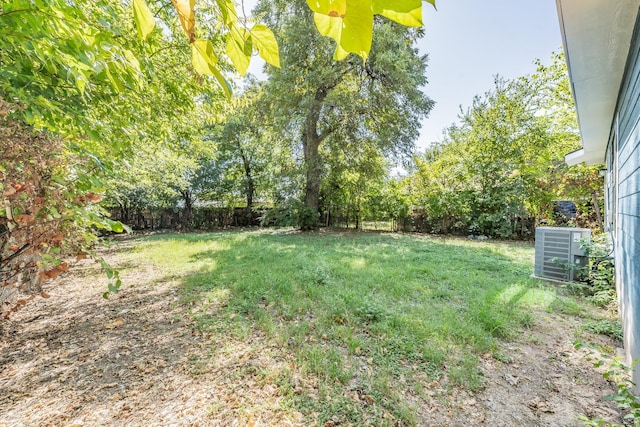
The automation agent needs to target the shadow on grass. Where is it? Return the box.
[154,230,567,425]
[0,230,586,426]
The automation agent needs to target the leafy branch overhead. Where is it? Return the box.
[132,0,280,97]
[307,0,435,60]
[131,0,436,94]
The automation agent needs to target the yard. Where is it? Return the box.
[0,230,624,426]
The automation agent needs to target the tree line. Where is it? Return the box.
[104,49,601,239]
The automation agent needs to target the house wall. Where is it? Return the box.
[610,10,640,386]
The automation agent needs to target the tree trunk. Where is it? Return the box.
[241,150,254,226]
[301,87,330,230]
[325,205,330,227]
[181,190,193,229]
[304,133,321,215]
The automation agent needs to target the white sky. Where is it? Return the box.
[240,0,563,152]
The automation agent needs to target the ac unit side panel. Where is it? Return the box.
[534,226,589,282]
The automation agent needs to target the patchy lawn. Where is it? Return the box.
[0,229,624,426]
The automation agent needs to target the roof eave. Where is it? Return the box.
[556,0,640,166]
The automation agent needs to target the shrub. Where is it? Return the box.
[260,199,319,230]
[580,235,617,308]
[1,100,123,318]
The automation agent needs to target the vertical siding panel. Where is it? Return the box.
[612,10,640,390]
[619,118,640,173]
[618,142,640,182]
[618,29,640,146]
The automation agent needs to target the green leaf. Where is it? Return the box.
[49,206,61,219]
[74,74,88,94]
[132,0,156,40]
[104,67,125,93]
[110,221,124,233]
[226,25,252,76]
[212,67,233,100]
[108,280,121,293]
[215,0,237,26]
[373,0,422,27]
[192,39,232,99]
[250,24,280,68]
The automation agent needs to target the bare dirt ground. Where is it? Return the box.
[0,241,624,426]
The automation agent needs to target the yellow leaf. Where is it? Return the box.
[132,0,156,40]
[334,44,349,61]
[307,0,373,60]
[215,0,237,26]
[192,39,232,99]
[192,39,217,73]
[307,0,347,16]
[372,0,422,27]
[171,0,196,42]
[307,0,432,59]
[250,24,280,68]
[226,25,252,76]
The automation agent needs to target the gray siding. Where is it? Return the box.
[612,11,640,386]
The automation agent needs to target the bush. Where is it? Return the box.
[580,235,616,308]
[260,199,319,230]
[0,100,123,318]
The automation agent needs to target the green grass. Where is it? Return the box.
[119,229,589,425]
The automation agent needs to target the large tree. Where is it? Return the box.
[257,0,433,229]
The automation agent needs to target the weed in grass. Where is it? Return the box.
[298,262,333,286]
[517,311,534,328]
[524,333,543,346]
[285,321,313,348]
[254,307,276,337]
[449,352,484,391]
[419,338,447,366]
[548,296,585,316]
[472,304,511,340]
[298,346,351,384]
[354,302,388,323]
[370,368,418,425]
[187,354,210,375]
[583,319,624,341]
[346,335,366,355]
[588,289,618,308]
[491,350,512,364]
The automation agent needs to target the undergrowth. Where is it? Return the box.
[575,341,640,426]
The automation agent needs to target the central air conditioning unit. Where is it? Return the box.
[534,226,591,282]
